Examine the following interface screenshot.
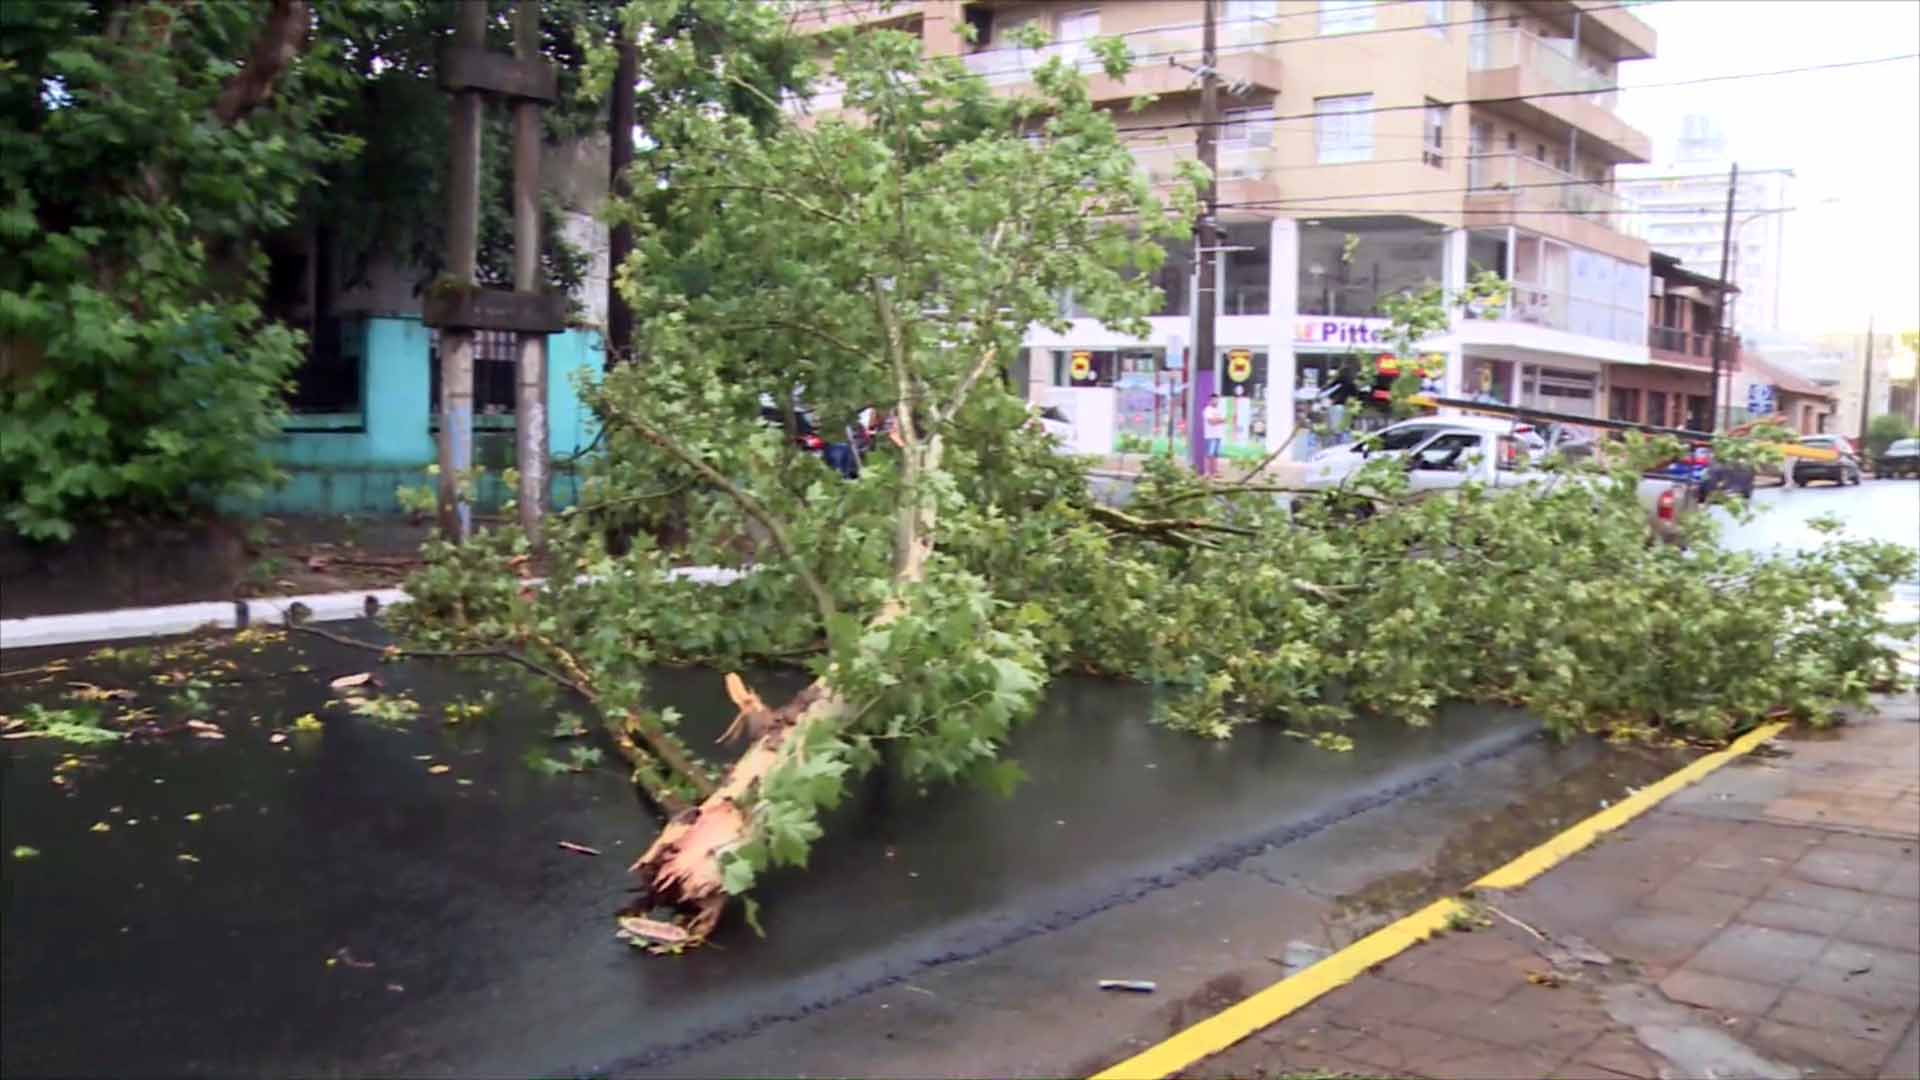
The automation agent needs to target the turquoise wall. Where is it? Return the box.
[237,316,602,516]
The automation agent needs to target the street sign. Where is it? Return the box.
[1747,383,1775,417]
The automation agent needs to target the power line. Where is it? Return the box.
[1220,170,1807,207]
[1210,201,1808,215]
[1101,52,1920,136]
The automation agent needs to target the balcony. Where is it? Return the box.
[1465,152,1647,263]
[1648,324,1716,368]
[1468,28,1652,162]
[960,21,1280,104]
[1128,140,1281,206]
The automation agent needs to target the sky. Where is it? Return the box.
[1615,0,1920,338]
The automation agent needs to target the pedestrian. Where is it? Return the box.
[1202,396,1227,477]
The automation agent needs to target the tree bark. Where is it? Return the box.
[212,0,311,126]
[627,436,943,945]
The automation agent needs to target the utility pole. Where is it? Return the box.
[1188,0,1219,475]
[438,0,486,541]
[1708,162,1737,431]
[513,0,549,546]
[1859,316,1875,442]
[607,25,636,368]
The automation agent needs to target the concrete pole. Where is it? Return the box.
[1188,0,1219,475]
[438,0,487,541]
[607,22,636,367]
[513,0,549,545]
[1708,163,1737,432]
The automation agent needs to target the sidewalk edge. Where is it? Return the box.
[1088,720,1789,1080]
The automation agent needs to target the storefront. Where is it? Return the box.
[1291,315,1446,459]
[1461,355,1602,418]
[1045,345,1270,458]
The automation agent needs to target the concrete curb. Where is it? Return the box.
[0,566,744,651]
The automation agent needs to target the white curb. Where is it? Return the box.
[0,565,744,652]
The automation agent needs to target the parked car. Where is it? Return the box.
[1302,416,1699,544]
[1875,437,1920,479]
[1786,434,1863,487]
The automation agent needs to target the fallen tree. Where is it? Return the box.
[393,12,1916,948]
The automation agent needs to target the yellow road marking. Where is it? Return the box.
[1088,721,1789,1080]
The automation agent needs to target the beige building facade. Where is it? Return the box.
[799,0,1660,458]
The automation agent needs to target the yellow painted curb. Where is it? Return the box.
[1475,721,1787,890]
[1089,720,1789,1080]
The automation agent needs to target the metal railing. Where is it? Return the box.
[961,16,1281,85]
[1469,27,1618,110]
[1466,152,1641,239]
[1649,325,1712,357]
[1126,141,1275,186]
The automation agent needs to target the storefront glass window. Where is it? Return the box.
[1221,223,1271,315]
[1296,220,1445,317]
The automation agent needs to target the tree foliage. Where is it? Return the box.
[0,0,356,540]
[395,15,1913,945]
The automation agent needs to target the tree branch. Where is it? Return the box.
[612,413,840,631]
[212,0,311,126]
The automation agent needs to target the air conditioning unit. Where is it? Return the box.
[1651,277,1665,297]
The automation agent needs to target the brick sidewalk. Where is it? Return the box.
[1196,700,1920,1080]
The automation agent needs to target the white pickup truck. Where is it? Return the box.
[1302,416,1698,542]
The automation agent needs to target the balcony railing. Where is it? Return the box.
[1469,28,1618,110]
[1126,141,1274,186]
[961,15,1281,86]
[1467,152,1641,239]
[1649,325,1713,358]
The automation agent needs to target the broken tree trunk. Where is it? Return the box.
[626,434,944,945]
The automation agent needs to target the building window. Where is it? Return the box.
[1423,100,1447,168]
[1221,222,1272,315]
[1315,93,1373,164]
[1227,0,1281,23]
[1221,106,1276,149]
[429,330,520,416]
[1319,0,1374,35]
[1646,390,1668,428]
[1425,0,1448,32]
[1298,220,1443,317]
[1505,131,1517,151]
[1610,387,1640,422]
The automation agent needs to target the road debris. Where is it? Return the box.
[557,841,602,856]
[1098,979,1158,993]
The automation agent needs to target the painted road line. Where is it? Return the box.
[1089,721,1789,1080]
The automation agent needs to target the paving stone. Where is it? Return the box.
[1763,877,1875,915]
[1641,883,1752,923]
[1797,940,1920,1010]
[1880,1019,1920,1080]
[1318,974,1443,1025]
[1769,987,1914,1044]
[1337,1019,1504,1077]
[1819,834,1919,859]
[1741,899,1853,937]
[1403,989,1605,1053]
[1372,953,1514,1002]
[1883,863,1920,901]
[1687,923,1829,985]
[1417,1043,1570,1080]
[1753,1019,1899,1076]
[1658,968,1783,1016]
[1574,1030,1668,1080]
[1605,911,1723,971]
[1794,848,1903,893]
[1729,821,1829,860]
[1837,907,1920,954]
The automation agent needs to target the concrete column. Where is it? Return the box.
[1267,217,1299,455]
[922,0,966,56]
[1440,228,1469,404]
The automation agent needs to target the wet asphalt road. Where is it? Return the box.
[1,628,1537,1077]
[1,480,1911,1077]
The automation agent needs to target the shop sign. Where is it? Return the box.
[1375,352,1447,378]
[1226,348,1253,383]
[1294,316,1392,349]
[1069,350,1094,381]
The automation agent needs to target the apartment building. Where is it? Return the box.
[797,0,1660,459]
[1618,118,1792,337]
[1604,252,1736,432]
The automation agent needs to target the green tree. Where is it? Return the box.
[0,0,354,540]
[393,12,1911,949]
[1866,413,1914,461]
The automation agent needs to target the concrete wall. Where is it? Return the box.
[239,317,602,516]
